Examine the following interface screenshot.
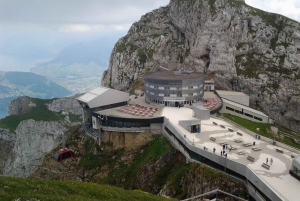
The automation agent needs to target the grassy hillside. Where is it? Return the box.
[0,98,81,132]
[32,130,248,200]
[222,113,300,149]
[0,176,174,201]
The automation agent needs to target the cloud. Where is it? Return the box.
[245,0,300,22]
[0,0,170,34]
[57,24,106,33]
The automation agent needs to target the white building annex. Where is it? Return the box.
[220,98,273,124]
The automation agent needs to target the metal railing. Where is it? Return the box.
[163,118,287,201]
[82,123,101,138]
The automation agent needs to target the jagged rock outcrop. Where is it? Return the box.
[8,96,35,115]
[102,0,300,132]
[46,94,82,115]
[1,95,83,178]
[3,120,66,178]
[0,128,15,174]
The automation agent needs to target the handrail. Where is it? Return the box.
[164,117,287,201]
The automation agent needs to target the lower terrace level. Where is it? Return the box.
[161,107,300,201]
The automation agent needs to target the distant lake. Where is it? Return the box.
[0,108,8,119]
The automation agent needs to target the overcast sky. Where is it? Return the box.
[0,0,299,71]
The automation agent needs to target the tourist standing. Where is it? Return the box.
[221,150,223,156]
[266,158,268,164]
[270,158,273,165]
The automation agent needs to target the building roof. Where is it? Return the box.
[216,90,249,98]
[144,70,205,81]
[77,86,129,109]
[222,98,268,117]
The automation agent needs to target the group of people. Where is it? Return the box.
[212,143,231,158]
[211,144,275,166]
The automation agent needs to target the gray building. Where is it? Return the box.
[144,70,205,107]
[291,156,300,181]
[220,98,273,124]
[77,86,129,124]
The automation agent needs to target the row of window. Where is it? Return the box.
[146,97,201,106]
[102,120,150,128]
[146,91,203,97]
[225,106,263,121]
[147,84,203,90]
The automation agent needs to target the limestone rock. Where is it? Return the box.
[8,97,35,115]
[3,120,66,178]
[0,129,15,174]
[46,94,82,115]
[102,0,300,132]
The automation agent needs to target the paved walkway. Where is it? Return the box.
[162,107,300,201]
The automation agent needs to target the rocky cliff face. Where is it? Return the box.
[0,128,15,174]
[102,0,300,132]
[46,94,82,115]
[1,95,83,177]
[8,96,35,115]
[3,120,66,178]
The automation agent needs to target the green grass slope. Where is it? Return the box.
[32,131,248,200]
[0,98,81,132]
[0,176,174,201]
[222,114,300,149]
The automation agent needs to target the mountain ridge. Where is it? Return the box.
[102,0,300,132]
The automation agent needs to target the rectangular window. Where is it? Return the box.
[226,106,234,111]
[154,86,159,89]
[189,93,193,96]
[188,86,193,89]
[254,116,262,121]
[164,94,170,97]
[164,86,170,90]
[235,110,242,114]
[245,113,253,118]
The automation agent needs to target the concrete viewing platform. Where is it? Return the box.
[162,107,300,201]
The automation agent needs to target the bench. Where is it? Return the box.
[237,132,243,136]
[210,137,216,142]
[276,148,283,154]
[213,122,218,125]
[262,163,270,170]
[247,156,255,162]
[219,142,227,146]
[228,128,234,132]
[220,125,225,129]
[233,138,243,143]
[243,142,252,147]
[252,146,262,151]
[230,146,237,150]
[237,150,245,155]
